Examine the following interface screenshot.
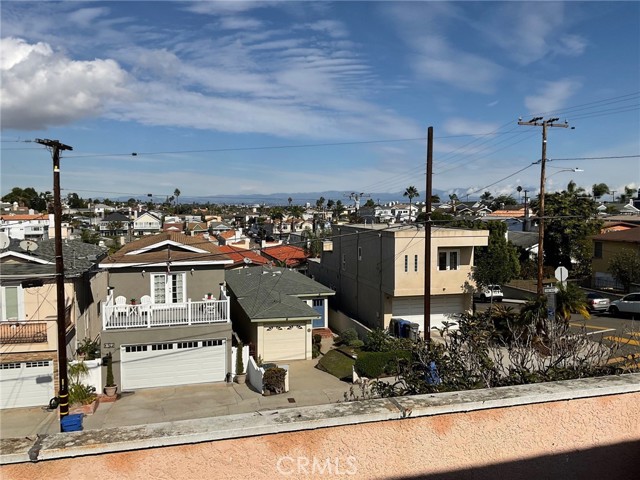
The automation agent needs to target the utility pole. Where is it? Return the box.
[35,138,73,431]
[424,127,433,343]
[346,192,370,216]
[524,189,530,231]
[610,191,616,203]
[518,117,570,296]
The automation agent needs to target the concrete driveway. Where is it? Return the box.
[0,356,352,439]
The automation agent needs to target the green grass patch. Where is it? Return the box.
[316,349,355,381]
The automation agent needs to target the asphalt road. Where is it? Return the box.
[475,300,640,363]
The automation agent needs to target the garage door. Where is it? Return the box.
[393,294,466,331]
[0,360,54,409]
[263,323,307,361]
[121,339,226,390]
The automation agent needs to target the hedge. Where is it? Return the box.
[354,350,411,378]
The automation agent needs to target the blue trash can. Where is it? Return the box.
[61,413,83,432]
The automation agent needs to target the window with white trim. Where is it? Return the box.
[1,285,24,321]
[414,254,419,272]
[438,249,460,271]
[404,255,408,272]
[151,273,186,304]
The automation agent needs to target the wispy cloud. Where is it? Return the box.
[443,118,500,136]
[525,79,582,114]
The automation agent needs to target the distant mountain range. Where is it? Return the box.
[113,189,460,206]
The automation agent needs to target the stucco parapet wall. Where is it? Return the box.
[2,373,639,465]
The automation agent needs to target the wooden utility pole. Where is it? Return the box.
[35,138,73,431]
[424,127,433,343]
[518,118,570,296]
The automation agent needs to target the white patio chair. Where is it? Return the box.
[139,295,153,326]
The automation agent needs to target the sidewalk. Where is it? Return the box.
[0,350,352,439]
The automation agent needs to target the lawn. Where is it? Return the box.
[316,349,355,382]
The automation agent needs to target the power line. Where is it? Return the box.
[550,155,640,161]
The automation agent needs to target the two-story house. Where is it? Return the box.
[308,224,489,334]
[0,238,107,409]
[132,212,162,236]
[98,232,234,390]
[0,213,50,241]
[591,228,640,290]
[99,212,131,236]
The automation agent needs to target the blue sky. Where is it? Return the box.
[1,1,639,203]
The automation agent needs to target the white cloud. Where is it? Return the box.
[68,7,110,27]
[443,118,500,136]
[0,37,130,130]
[525,79,582,114]
[219,16,263,30]
[480,3,587,65]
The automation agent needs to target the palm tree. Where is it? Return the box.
[449,193,459,215]
[403,186,419,221]
[288,197,293,208]
[289,205,304,232]
[554,282,590,322]
[174,188,181,206]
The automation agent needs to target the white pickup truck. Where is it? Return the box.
[474,285,503,302]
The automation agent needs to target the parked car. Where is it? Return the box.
[585,292,610,313]
[609,293,640,317]
[474,285,503,302]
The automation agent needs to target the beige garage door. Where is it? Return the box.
[393,294,466,331]
[263,323,307,362]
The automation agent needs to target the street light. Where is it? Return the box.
[547,167,584,180]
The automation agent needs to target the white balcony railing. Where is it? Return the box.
[102,299,230,330]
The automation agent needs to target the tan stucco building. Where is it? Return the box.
[308,224,489,333]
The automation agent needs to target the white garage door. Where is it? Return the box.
[121,339,226,390]
[263,323,307,361]
[393,295,466,331]
[0,360,54,409]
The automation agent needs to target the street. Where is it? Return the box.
[475,300,640,365]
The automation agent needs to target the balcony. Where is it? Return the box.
[0,322,48,344]
[102,298,230,330]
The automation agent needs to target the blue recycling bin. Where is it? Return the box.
[397,319,411,338]
[61,413,83,432]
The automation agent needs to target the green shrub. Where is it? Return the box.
[105,353,115,387]
[354,350,411,378]
[76,337,101,360]
[263,367,286,394]
[236,342,244,375]
[338,328,358,345]
[312,344,321,358]
[313,334,322,345]
[364,329,414,352]
[349,339,364,348]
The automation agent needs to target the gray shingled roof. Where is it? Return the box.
[226,266,334,321]
[0,238,107,278]
[226,266,334,297]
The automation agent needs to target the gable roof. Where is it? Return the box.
[507,231,539,249]
[226,266,334,321]
[216,246,269,268]
[591,228,640,244]
[261,245,308,267]
[101,212,130,223]
[100,232,232,268]
[1,239,107,278]
[226,266,334,298]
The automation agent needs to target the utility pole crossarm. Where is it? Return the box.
[518,117,571,297]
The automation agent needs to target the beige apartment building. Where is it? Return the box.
[308,224,489,333]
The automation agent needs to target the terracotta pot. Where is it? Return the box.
[234,373,246,384]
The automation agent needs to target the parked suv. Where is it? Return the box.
[609,293,640,317]
[474,285,503,302]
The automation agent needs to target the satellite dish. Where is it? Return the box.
[0,232,9,249]
[243,257,252,264]
[19,240,38,252]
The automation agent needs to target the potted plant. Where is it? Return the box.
[104,353,117,397]
[68,361,98,414]
[234,342,246,383]
[130,298,136,305]
[76,337,101,360]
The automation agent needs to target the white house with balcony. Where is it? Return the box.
[98,232,234,390]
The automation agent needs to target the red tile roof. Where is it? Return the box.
[262,245,308,267]
[217,246,269,268]
[0,214,48,221]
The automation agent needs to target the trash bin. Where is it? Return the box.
[61,413,83,432]
[408,323,420,341]
[397,319,411,338]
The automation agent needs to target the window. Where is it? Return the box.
[151,343,174,351]
[414,255,418,272]
[203,339,223,347]
[404,255,408,272]
[438,249,460,271]
[358,247,362,260]
[1,286,23,321]
[594,242,603,259]
[312,299,323,307]
[151,273,186,304]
